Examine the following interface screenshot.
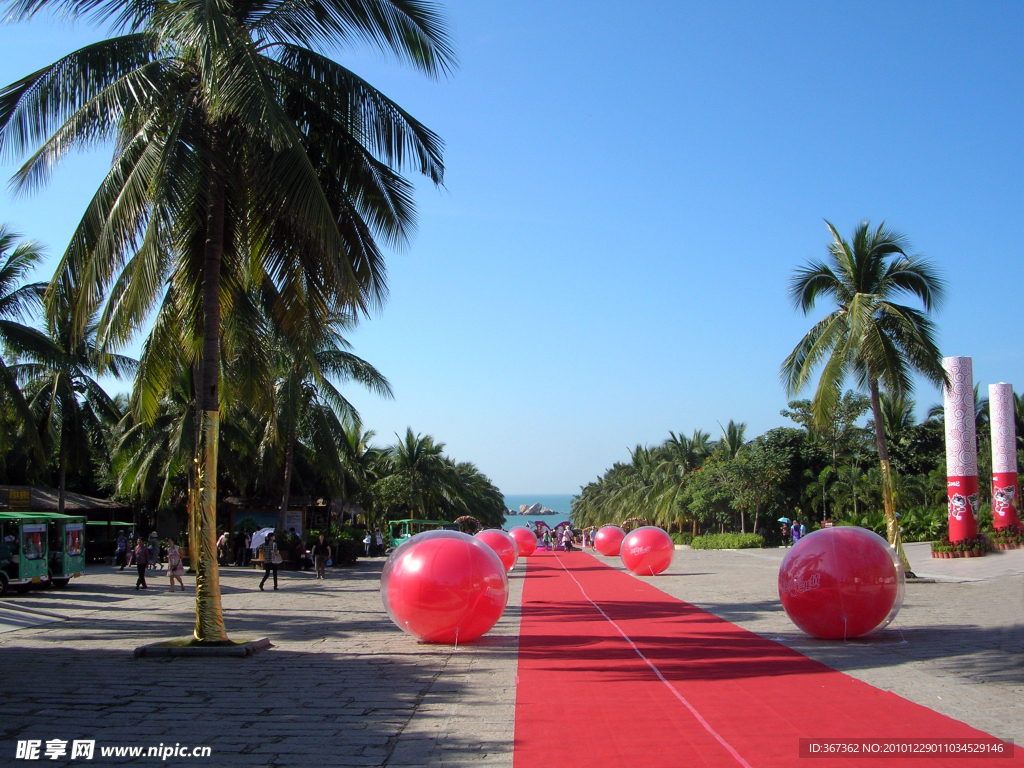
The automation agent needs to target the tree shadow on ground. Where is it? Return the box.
[0,644,506,766]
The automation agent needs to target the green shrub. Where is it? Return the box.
[691,533,764,550]
[671,532,693,546]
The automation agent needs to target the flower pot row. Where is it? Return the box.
[992,542,1023,550]
[931,550,987,558]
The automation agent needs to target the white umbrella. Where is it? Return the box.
[249,528,275,551]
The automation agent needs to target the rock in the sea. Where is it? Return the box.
[519,505,528,513]
[526,502,542,516]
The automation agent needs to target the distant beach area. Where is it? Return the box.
[501,494,573,530]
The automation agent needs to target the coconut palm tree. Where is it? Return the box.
[21,312,135,513]
[0,225,53,468]
[781,220,946,572]
[373,429,457,521]
[0,0,454,641]
[717,420,747,459]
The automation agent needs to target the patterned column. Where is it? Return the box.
[943,357,978,542]
[989,383,1022,530]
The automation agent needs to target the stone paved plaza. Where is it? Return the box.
[0,544,1021,765]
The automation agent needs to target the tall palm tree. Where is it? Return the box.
[781,220,946,572]
[374,428,455,521]
[0,225,52,468]
[717,420,747,459]
[21,313,135,513]
[262,321,391,529]
[0,0,454,641]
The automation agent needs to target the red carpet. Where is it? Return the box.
[513,551,1023,768]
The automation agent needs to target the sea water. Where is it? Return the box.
[501,494,573,530]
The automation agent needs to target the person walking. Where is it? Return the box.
[363,531,372,558]
[216,531,230,565]
[791,521,802,545]
[115,530,128,570]
[166,538,186,592]
[542,530,551,551]
[259,533,280,591]
[312,534,331,580]
[133,538,150,589]
[147,529,160,570]
[374,528,384,554]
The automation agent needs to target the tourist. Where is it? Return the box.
[781,522,790,546]
[133,538,150,589]
[216,530,230,564]
[234,530,250,566]
[166,538,185,592]
[312,534,331,580]
[296,540,313,571]
[562,527,573,553]
[363,531,372,557]
[542,530,551,551]
[148,529,160,570]
[374,528,384,554]
[115,530,128,570]
[259,533,280,591]
[791,521,801,545]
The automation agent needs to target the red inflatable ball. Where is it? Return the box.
[594,525,626,557]
[620,526,674,576]
[381,530,509,643]
[778,526,905,640]
[475,529,519,572]
[508,527,538,557]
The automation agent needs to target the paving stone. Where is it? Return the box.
[0,546,1019,765]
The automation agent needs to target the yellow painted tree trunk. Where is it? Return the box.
[192,410,226,642]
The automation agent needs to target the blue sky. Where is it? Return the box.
[0,1,1021,494]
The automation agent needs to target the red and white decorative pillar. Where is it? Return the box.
[989,382,1022,531]
[943,356,978,542]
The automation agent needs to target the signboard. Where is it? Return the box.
[283,511,303,538]
[0,487,31,510]
[65,522,84,532]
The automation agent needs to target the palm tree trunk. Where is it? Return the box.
[279,426,296,531]
[192,131,228,643]
[868,374,913,575]
[57,419,67,515]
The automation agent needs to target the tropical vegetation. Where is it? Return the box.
[0,0,458,640]
[573,222,1023,554]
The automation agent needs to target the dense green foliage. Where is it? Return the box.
[691,533,764,550]
[572,389,1024,545]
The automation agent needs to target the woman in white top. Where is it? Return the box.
[166,538,186,592]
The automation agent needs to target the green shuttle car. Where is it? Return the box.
[35,513,87,587]
[0,511,50,594]
[387,519,460,550]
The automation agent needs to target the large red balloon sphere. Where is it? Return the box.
[620,527,674,575]
[778,526,905,640]
[508,527,537,557]
[594,525,626,556]
[475,529,519,572]
[381,530,509,643]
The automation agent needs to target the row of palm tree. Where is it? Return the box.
[0,0,458,641]
[575,222,1021,577]
[0,233,505,531]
